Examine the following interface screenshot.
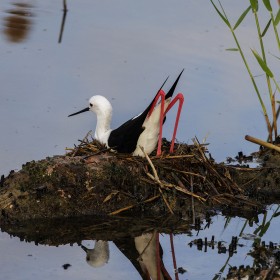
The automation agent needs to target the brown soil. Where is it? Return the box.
[0,140,279,237]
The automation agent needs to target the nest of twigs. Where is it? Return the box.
[65,133,259,215]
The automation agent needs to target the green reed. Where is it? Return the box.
[211,0,280,142]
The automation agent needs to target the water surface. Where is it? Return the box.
[0,1,279,279]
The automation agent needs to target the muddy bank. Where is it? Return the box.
[0,141,279,225]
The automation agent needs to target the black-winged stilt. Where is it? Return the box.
[68,70,184,156]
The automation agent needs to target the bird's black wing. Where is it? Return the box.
[108,69,184,153]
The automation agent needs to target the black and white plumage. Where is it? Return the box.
[68,70,184,156]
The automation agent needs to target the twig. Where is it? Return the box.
[190,175,195,225]
[140,146,174,214]
[83,147,113,159]
[194,137,242,193]
[157,155,194,159]
[71,131,92,157]
[245,135,280,153]
[141,146,159,181]
[162,166,206,179]
[109,195,160,215]
[141,146,206,202]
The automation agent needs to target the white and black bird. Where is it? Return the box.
[68,70,184,157]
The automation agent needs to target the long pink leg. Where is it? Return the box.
[164,93,184,153]
[147,89,165,118]
[147,90,166,156]
[148,91,184,155]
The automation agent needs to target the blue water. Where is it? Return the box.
[0,0,279,279]
[1,205,279,279]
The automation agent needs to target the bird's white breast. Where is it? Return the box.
[133,98,171,156]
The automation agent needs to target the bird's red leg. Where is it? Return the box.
[147,90,166,156]
[164,93,184,153]
[147,89,165,118]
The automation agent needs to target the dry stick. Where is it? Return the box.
[83,147,113,159]
[173,184,206,202]
[245,135,280,153]
[142,146,206,202]
[190,175,195,225]
[171,173,205,203]
[71,130,92,157]
[145,167,206,202]
[162,166,206,179]
[109,195,160,215]
[241,171,264,188]
[163,155,194,159]
[140,146,175,215]
[194,137,242,193]
[146,173,174,214]
[142,176,204,202]
[192,140,220,195]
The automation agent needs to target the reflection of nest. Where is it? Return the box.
[66,135,258,215]
[2,215,195,246]
[227,243,280,280]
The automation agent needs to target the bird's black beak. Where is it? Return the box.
[68,107,89,117]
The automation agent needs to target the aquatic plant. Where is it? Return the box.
[211,0,280,143]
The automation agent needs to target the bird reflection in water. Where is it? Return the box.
[81,232,172,280]
[81,240,109,267]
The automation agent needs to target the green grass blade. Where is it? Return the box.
[251,49,274,77]
[226,48,239,51]
[250,0,259,12]
[233,6,251,30]
[275,8,280,26]
[210,0,230,28]
[262,0,272,12]
[261,19,272,37]
[259,221,270,237]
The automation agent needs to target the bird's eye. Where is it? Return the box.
[89,103,93,107]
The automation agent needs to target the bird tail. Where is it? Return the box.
[142,69,184,118]
[165,69,184,99]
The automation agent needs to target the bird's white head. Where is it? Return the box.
[88,95,113,144]
[68,95,113,145]
[88,95,113,117]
